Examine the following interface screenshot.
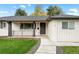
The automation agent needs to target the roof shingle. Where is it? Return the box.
[0,16,48,21]
[0,15,79,21]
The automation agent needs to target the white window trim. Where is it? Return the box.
[20,23,33,29]
[62,20,75,30]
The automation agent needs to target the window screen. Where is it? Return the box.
[20,23,33,29]
[62,22,68,29]
[62,21,75,29]
[68,21,74,29]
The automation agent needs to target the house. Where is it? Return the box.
[0,15,79,43]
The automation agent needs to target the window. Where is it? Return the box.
[62,21,75,29]
[20,23,33,29]
[3,23,6,27]
[68,21,74,29]
[0,22,6,29]
[62,22,68,29]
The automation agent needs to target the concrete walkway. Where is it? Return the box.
[35,36,56,54]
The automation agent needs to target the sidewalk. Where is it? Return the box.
[35,37,56,54]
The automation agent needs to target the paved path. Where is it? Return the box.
[35,36,56,54]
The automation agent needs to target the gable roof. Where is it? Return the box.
[0,15,79,21]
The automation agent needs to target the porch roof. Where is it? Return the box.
[0,15,79,22]
[0,16,48,21]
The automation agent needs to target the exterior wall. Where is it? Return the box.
[12,22,33,36]
[46,21,48,35]
[0,21,41,36]
[35,21,40,36]
[0,21,48,36]
[48,19,79,42]
[0,22,8,36]
[48,20,58,41]
[35,21,48,36]
[57,20,79,42]
[12,21,44,36]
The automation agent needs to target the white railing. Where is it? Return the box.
[12,29,33,36]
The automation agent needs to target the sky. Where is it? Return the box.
[0,4,79,17]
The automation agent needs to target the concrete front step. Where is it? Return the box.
[35,45,56,54]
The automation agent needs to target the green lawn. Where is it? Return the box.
[0,38,38,54]
[62,46,79,54]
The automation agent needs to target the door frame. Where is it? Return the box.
[40,22,46,34]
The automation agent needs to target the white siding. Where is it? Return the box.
[35,21,40,36]
[48,20,58,42]
[35,21,48,36]
[48,19,79,42]
[12,22,33,36]
[57,20,79,42]
[0,22,8,36]
[0,22,41,36]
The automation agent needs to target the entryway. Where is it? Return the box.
[40,23,46,34]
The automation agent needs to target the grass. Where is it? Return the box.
[62,46,79,54]
[0,38,38,54]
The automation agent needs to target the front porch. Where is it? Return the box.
[8,21,48,37]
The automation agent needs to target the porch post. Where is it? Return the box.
[33,21,36,37]
[8,21,12,36]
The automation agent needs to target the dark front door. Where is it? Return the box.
[40,23,46,34]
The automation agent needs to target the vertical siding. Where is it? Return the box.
[57,20,79,42]
[48,20,58,41]
[0,22,8,36]
[48,19,79,42]
[12,22,33,36]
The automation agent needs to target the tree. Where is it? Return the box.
[15,8,27,16]
[31,5,46,16]
[47,5,63,16]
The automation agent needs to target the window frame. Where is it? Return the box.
[20,23,33,29]
[68,21,75,29]
[0,22,6,29]
[62,21,75,30]
[62,21,68,29]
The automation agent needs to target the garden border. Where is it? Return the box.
[27,38,41,54]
